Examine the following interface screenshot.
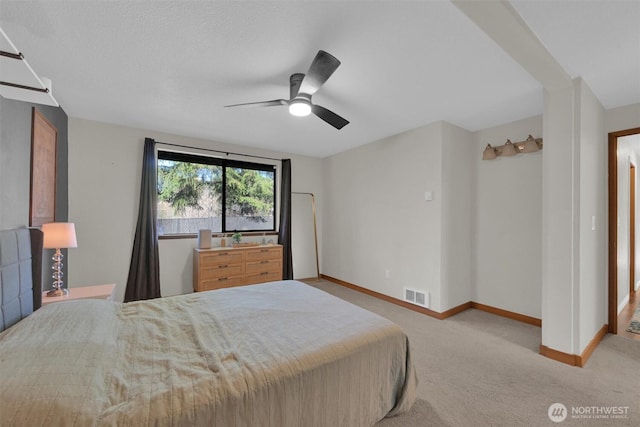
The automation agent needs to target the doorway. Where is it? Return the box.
[608,127,640,335]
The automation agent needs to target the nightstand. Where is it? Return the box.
[41,284,116,306]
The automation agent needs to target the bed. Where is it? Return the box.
[0,227,417,426]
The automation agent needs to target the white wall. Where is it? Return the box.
[472,115,543,318]
[322,122,445,310]
[575,78,607,353]
[540,79,618,355]
[322,120,473,313]
[541,84,578,355]
[68,118,323,301]
[605,103,640,134]
[440,123,473,310]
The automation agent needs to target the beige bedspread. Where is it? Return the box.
[0,280,416,426]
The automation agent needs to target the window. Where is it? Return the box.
[157,151,276,235]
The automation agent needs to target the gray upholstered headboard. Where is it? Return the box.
[0,228,43,332]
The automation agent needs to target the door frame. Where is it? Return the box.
[631,163,636,297]
[608,127,640,334]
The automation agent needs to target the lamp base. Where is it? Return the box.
[46,288,69,297]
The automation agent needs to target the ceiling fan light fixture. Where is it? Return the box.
[289,100,312,117]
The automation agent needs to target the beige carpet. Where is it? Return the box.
[308,280,640,427]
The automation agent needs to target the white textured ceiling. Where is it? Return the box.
[1,1,638,158]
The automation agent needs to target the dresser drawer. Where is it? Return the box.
[201,263,245,279]
[199,275,246,291]
[246,259,281,274]
[200,250,245,266]
[245,271,282,285]
[246,247,281,262]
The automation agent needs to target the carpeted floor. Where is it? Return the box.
[308,280,640,427]
[626,304,640,334]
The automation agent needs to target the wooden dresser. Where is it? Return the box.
[193,244,283,292]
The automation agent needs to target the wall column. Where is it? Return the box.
[540,84,580,356]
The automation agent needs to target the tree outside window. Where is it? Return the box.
[157,151,275,235]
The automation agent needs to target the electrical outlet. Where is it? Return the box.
[385,269,391,279]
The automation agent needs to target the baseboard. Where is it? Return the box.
[321,275,607,368]
[320,274,470,320]
[576,324,608,367]
[470,302,542,327]
[321,275,535,324]
[539,345,579,366]
[539,324,608,367]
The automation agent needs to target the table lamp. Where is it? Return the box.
[42,222,78,297]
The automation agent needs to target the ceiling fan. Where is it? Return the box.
[225,50,349,130]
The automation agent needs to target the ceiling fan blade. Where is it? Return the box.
[312,104,349,130]
[225,99,287,108]
[298,50,341,96]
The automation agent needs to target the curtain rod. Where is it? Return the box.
[151,139,283,162]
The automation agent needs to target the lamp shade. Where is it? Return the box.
[501,139,517,156]
[42,222,78,249]
[482,144,497,160]
[521,135,539,153]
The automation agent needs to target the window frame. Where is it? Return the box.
[157,150,277,235]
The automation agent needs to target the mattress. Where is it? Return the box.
[0,280,416,426]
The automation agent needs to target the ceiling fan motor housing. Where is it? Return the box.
[289,73,305,100]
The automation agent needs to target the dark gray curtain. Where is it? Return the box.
[278,159,293,280]
[124,138,161,302]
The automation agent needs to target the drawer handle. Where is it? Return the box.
[260,272,269,275]
[261,249,269,252]
[218,277,228,281]
[219,253,229,256]
[218,265,228,268]
[260,260,269,264]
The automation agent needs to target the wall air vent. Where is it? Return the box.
[405,288,415,303]
[404,287,429,308]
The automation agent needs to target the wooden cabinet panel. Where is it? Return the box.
[194,245,283,292]
[201,263,245,279]
[199,276,246,291]
[246,259,281,274]
[200,251,245,266]
[246,247,282,262]
[245,271,282,285]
